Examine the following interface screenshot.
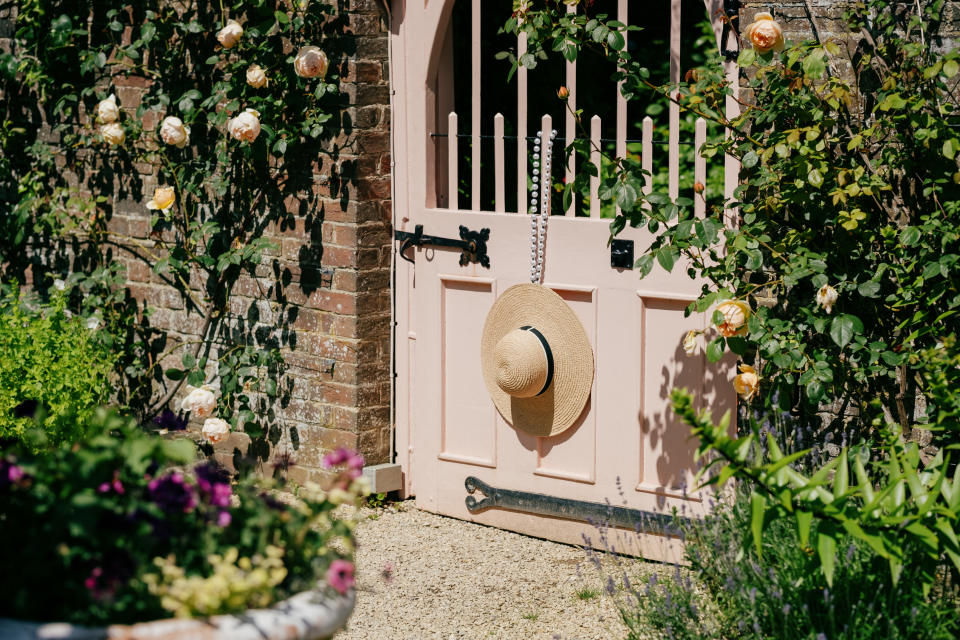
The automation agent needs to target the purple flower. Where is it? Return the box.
[148,472,195,514]
[326,559,355,595]
[216,510,232,527]
[0,459,25,487]
[152,409,187,431]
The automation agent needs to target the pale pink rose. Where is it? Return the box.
[227,108,261,143]
[100,123,125,145]
[96,94,119,124]
[216,20,244,49]
[246,64,268,88]
[159,116,190,148]
[744,12,784,54]
[294,46,329,79]
[815,284,838,314]
[713,300,752,338]
[181,385,217,418]
[733,364,760,401]
[201,418,231,444]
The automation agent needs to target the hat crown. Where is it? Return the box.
[493,329,548,399]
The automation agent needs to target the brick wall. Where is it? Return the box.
[0,0,393,486]
[741,1,960,48]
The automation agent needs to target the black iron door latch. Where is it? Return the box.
[394,224,490,268]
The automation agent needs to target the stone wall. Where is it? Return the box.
[0,0,393,486]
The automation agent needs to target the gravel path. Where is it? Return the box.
[335,500,654,640]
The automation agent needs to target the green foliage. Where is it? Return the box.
[512,0,960,593]
[674,388,960,590]
[1,0,351,452]
[0,409,363,624]
[618,490,958,640]
[0,286,114,449]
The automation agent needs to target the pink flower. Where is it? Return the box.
[84,568,102,591]
[323,448,364,479]
[326,559,355,594]
[216,510,232,527]
[97,482,111,493]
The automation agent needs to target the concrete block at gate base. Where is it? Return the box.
[362,463,402,493]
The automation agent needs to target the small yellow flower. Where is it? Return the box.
[100,123,125,145]
[682,330,698,356]
[733,364,760,401]
[147,186,176,212]
[246,64,268,88]
[815,284,838,314]
[216,20,244,49]
[744,12,784,54]
[714,300,751,338]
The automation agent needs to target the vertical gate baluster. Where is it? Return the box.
[471,0,482,211]
[668,0,682,202]
[724,61,741,227]
[494,113,505,213]
[642,115,653,210]
[615,0,628,217]
[695,117,707,218]
[589,115,601,219]
[541,114,553,215]
[517,32,528,214]
[564,1,577,216]
[449,111,458,210]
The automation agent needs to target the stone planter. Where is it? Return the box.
[0,587,355,640]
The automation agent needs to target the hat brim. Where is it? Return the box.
[481,284,594,437]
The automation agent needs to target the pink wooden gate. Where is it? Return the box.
[391,0,739,560]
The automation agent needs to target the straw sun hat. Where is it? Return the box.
[480,284,594,437]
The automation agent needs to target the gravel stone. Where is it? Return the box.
[335,500,655,639]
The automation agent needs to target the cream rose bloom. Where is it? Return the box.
[96,94,120,124]
[201,418,231,444]
[294,46,329,79]
[227,108,261,143]
[733,364,760,401]
[816,284,838,314]
[714,300,751,338]
[146,186,176,212]
[216,20,244,49]
[682,330,698,356]
[100,123,125,145]
[181,385,217,418]
[159,116,190,148]
[246,64,268,88]
[745,12,784,54]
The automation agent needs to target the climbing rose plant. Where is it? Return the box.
[0,1,349,454]
[510,1,960,589]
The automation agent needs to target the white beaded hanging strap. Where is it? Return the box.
[529,128,557,284]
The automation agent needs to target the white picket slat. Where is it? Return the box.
[694,117,707,218]
[471,0,481,211]
[540,114,552,215]
[668,0,681,202]
[494,113,505,213]
[517,32,528,215]
[642,116,653,210]
[564,2,577,216]
[448,111,458,210]
[615,0,628,217]
[590,115,601,218]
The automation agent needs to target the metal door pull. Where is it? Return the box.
[394,224,490,267]
[464,476,686,537]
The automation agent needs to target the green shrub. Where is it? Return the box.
[0,409,366,624]
[616,489,959,640]
[0,286,114,449]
